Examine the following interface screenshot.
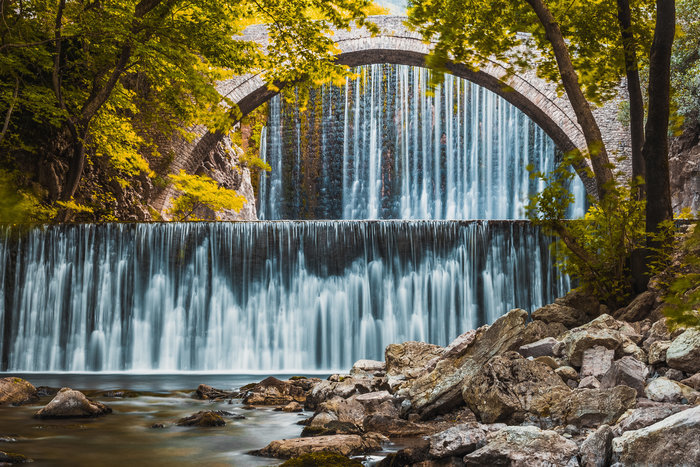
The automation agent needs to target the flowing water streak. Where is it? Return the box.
[0,221,569,372]
[258,64,587,220]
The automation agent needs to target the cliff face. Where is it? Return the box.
[670,122,700,214]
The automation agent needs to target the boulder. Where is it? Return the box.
[665,368,685,381]
[463,426,578,466]
[517,337,558,358]
[0,377,38,406]
[556,289,601,317]
[515,320,568,349]
[600,356,648,396]
[681,372,700,390]
[195,384,237,401]
[560,386,637,427]
[531,303,589,329]
[615,404,687,433]
[648,340,671,365]
[408,309,529,419]
[255,433,385,459]
[642,317,673,351]
[428,424,487,458]
[385,341,443,378]
[666,328,700,373]
[282,402,304,413]
[461,352,570,424]
[243,377,307,405]
[533,355,558,369]
[578,376,601,389]
[376,439,431,466]
[442,329,479,359]
[615,290,657,322]
[644,377,697,403]
[350,359,385,376]
[176,411,226,427]
[612,405,700,465]
[579,346,615,379]
[579,424,613,467]
[555,366,578,382]
[34,387,111,418]
[558,314,636,367]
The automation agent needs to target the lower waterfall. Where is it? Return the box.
[0,222,569,372]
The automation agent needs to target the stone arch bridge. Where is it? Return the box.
[155,16,629,215]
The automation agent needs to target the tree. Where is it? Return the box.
[0,0,376,219]
[408,0,676,294]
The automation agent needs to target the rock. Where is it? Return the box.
[579,345,615,379]
[243,377,307,405]
[615,291,657,322]
[461,351,570,424]
[666,328,700,373]
[533,355,558,369]
[644,377,697,403]
[282,402,304,413]
[555,366,578,381]
[600,356,648,396]
[176,411,226,427]
[255,433,385,459]
[385,341,443,378]
[0,451,31,464]
[648,340,671,365]
[355,390,393,407]
[518,337,558,358]
[579,424,613,467]
[578,376,601,389]
[616,404,687,433]
[531,303,589,329]
[560,386,637,427]
[377,439,430,466]
[556,289,601,317]
[681,372,700,390]
[279,452,363,466]
[665,368,685,381]
[150,423,165,429]
[0,377,38,406]
[463,426,578,466]
[195,384,237,400]
[34,387,111,418]
[515,320,568,349]
[428,424,487,458]
[642,318,673,351]
[612,405,700,465]
[350,359,385,376]
[301,420,361,437]
[558,314,633,367]
[442,329,479,359]
[409,309,529,419]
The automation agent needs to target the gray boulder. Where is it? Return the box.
[428,424,487,458]
[580,345,615,379]
[34,387,111,418]
[518,337,558,358]
[666,328,700,373]
[600,356,648,396]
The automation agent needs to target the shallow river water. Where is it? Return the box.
[0,373,392,466]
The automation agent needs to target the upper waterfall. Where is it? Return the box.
[258,64,587,221]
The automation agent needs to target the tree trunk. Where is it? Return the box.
[638,0,675,289]
[616,0,646,197]
[525,0,615,199]
[617,0,649,293]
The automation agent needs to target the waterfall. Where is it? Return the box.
[0,222,568,372]
[258,64,587,220]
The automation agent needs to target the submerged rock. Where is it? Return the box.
[34,387,111,418]
[408,309,529,419]
[0,451,31,464]
[463,425,578,466]
[176,411,226,427]
[255,433,386,459]
[612,405,700,465]
[195,384,238,401]
[280,452,363,466]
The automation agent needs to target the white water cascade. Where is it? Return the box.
[258,64,587,220]
[0,222,568,372]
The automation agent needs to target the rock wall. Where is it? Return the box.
[670,121,700,214]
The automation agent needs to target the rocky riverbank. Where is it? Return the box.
[237,290,700,465]
[1,290,699,465]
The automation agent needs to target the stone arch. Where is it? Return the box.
[156,16,630,213]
